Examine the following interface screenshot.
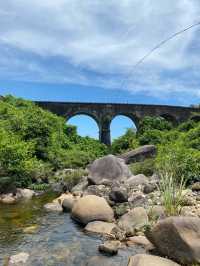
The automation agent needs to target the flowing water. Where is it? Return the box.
[0,192,144,266]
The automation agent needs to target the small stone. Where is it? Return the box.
[44,202,62,212]
[98,241,121,255]
[23,225,38,234]
[143,183,156,194]
[8,252,29,265]
[192,182,200,191]
[109,187,128,203]
[85,221,118,237]
[127,236,154,251]
[0,194,16,204]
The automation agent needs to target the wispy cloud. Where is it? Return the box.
[0,0,200,101]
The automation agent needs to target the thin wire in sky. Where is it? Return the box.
[120,21,200,91]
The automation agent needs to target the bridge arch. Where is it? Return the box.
[159,113,178,126]
[66,112,100,139]
[110,114,138,142]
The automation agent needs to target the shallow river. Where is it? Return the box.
[0,192,144,266]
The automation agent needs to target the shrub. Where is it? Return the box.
[156,142,200,184]
[138,116,173,135]
[111,128,139,154]
[0,95,107,191]
[138,129,163,145]
[129,158,155,176]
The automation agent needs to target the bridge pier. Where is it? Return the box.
[99,121,111,146]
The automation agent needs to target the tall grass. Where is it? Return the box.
[159,171,186,216]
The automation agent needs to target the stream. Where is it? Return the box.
[0,192,144,266]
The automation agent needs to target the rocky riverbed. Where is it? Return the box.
[1,153,200,265]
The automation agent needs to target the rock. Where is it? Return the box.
[118,207,148,236]
[71,180,88,193]
[127,236,154,251]
[113,203,130,218]
[109,187,128,203]
[145,216,200,264]
[192,182,200,191]
[8,252,29,266]
[16,188,35,199]
[23,225,38,234]
[181,205,200,218]
[53,193,73,205]
[85,221,118,237]
[143,183,156,194]
[128,192,147,208]
[148,205,165,220]
[85,185,111,198]
[127,175,148,187]
[71,195,114,225]
[98,240,121,255]
[44,202,62,212]
[0,194,16,204]
[119,145,156,164]
[88,155,132,185]
[85,256,117,266]
[127,254,180,266]
[61,195,77,212]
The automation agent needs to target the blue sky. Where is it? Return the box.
[1,0,200,139]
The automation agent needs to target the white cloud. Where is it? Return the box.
[0,0,200,100]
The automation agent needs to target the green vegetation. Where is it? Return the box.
[159,172,185,216]
[129,158,155,176]
[0,95,107,190]
[112,115,200,185]
[0,95,200,194]
[111,128,139,154]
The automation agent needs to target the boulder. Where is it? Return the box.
[119,145,156,164]
[128,254,180,266]
[8,252,30,266]
[148,205,165,220]
[0,194,16,204]
[71,195,114,225]
[16,188,35,199]
[145,216,200,264]
[109,187,128,203]
[128,192,147,208]
[98,240,121,255]
[88,155,132,185]
[127,175,148,187]
[85,221,118,237]
[143,183,156,194]
[44,202,62,212]
[85,256,117,266]
[127,236,154,251]
[85,185,111,198]
[62,196,76,212]
[71,180,88,193]
[192,182,200,191]
[118,207,148,236]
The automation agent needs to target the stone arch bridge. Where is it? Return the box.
[36,101,197,145]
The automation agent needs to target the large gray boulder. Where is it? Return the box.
[88,155,132,185]
[145,216,200,264]
[118,207,148,236]
[119,145,156,164]
[71,195,114,225]
[128,254,180,266]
